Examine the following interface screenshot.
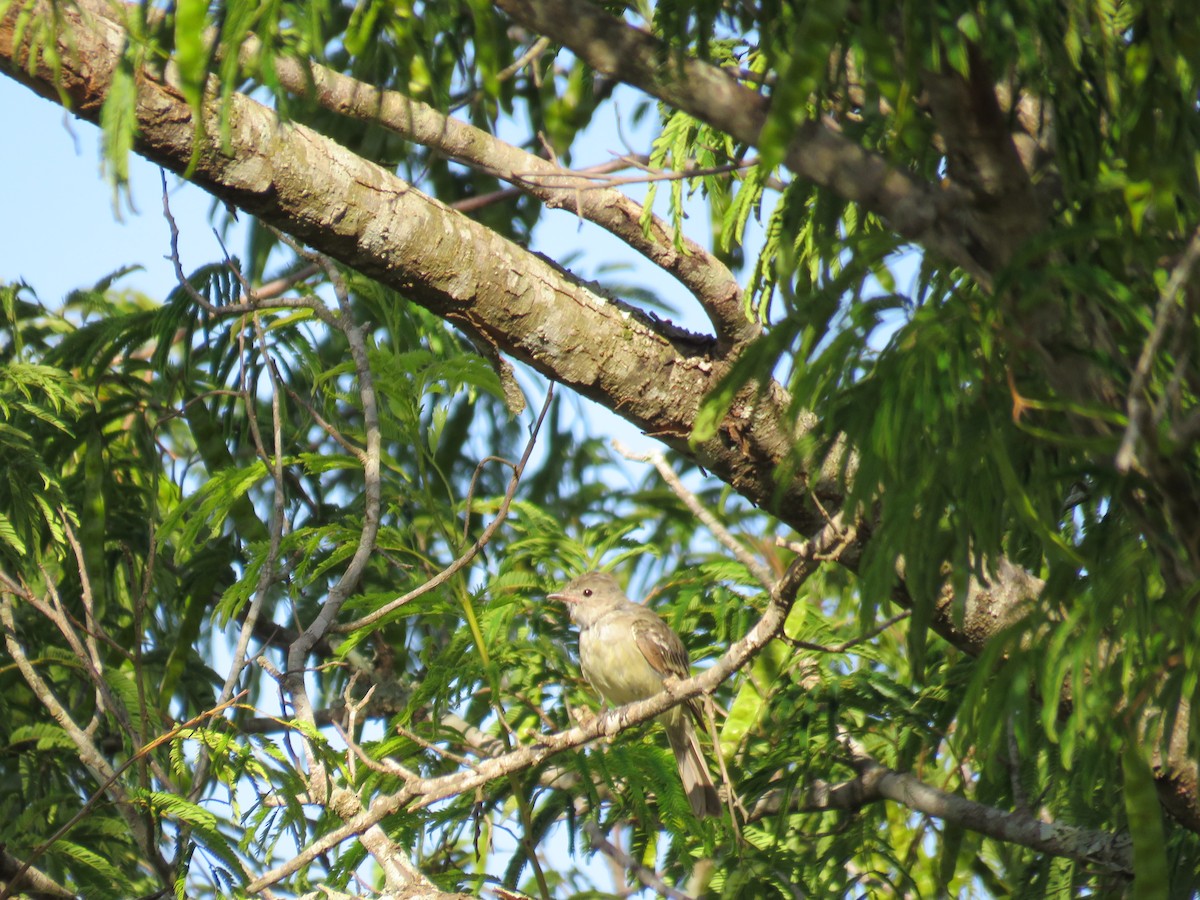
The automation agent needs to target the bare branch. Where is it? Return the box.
[161,173,339,326]
[779,610,911,654]
[582,822,693,900]
[0,846,75,900]
[492,0,994,289]
[234,30,754,346]
[615,439,775,590]
[752,745,1134,877]
[284,245,382,657]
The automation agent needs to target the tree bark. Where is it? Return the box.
[0,0,837,538]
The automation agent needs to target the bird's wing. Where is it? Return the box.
[629,612,691,680]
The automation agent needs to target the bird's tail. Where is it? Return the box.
[665,716,721,818]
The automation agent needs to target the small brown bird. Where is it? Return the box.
[548,572,721,818]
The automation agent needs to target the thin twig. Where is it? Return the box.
[394,723,478,770]
[333,685,420,780]
[496,35,552,83]
[700,694,745,836]
[779,610,911,654]
[614,439,775,590]
[283,383,367,461]
[582,822,693,900]
[1116,224,1200,472]
[335,720,417,779]
[448,36,552,111]
[225,309,288,696]
[449,156,647,214]
[336,384,555,634]
[58,516,105,692]
[1006,715,1030,815]
[462,455,518,543]
[249,262,320,301]
[160,173,337,326]
[514,155,757,191]
[175,217,295,811]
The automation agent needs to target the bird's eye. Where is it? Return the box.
[582,589,592,597]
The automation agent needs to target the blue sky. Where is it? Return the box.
[2,77,240,307]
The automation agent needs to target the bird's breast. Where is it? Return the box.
[580,617,665,706]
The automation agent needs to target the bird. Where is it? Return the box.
[548,571,721,818]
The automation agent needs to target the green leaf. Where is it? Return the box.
[0,512,27,555]
[53,839,127,884]
[1122,738,1169,898]
[99,53,138,203]
[720,630,791,752]
[173,0,210,115]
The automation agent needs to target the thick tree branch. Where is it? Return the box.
[492,0,996,289]
[241,34,757,348]
[0,847,75,900]
[911,556,1044,657]
[750,747,1133,876]
[0,0,830,536]
[921,44,1046,269]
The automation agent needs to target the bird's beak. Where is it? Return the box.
[547,591,573,604]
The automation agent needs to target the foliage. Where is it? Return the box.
[2,0,1200,898]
